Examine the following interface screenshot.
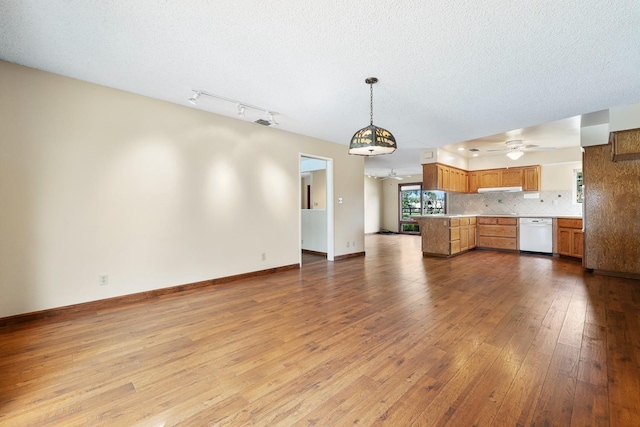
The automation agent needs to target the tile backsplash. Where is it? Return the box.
[448,190,582,216]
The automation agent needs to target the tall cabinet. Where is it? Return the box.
[583,128,640,276]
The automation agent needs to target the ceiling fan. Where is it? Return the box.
[487,140,556,160]
[381,169,405,180]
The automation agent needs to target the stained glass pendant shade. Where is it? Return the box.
[348,77,397,156]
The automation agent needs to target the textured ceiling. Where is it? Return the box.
[2,1,639,177]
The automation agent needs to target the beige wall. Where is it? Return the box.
[364,177,382,233]
[0,61,364,317]
[311,169,327,209]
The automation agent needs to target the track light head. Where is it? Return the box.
[238,104,246,117]
[267,112,278,126]
[188,91,201,105]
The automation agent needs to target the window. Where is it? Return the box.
[573,170,583,204]
[398,184,446,234]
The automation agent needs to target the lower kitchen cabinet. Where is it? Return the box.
[477,217,518,250]
[557,218,583,259]
[414,216,476,257]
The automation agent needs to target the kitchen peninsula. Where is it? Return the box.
[414,214,582,258]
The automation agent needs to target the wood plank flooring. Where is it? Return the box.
[1,234,640,426]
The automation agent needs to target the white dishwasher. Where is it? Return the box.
[519,217,553,254]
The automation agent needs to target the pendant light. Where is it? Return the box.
[348,77,397,156]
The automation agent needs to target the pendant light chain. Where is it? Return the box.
[369,82,374,125]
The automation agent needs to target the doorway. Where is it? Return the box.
[300,154,334,264]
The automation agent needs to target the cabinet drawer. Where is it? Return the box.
[497,217,517,225]
[450,240,461,254]
[477,236,517,250]
[449,218,460,227]
[478,224,517,238]
[459,217,470,226]
[469,217,477,225]
[557,218,582,229]
[478,217,498,225]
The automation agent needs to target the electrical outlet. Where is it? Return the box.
[352,241,356,247]
[98,274,108,286]
[346,242,350,248]
[261,252,266,261]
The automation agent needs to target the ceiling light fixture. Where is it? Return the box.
[188,89,278,126]
[348,77,397,156]
[506,150,524,160]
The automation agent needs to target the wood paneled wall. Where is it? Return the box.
[583,139,640,276]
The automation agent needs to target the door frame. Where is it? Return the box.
[299,153,334,264]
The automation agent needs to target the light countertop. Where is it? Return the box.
[414,214,582,219]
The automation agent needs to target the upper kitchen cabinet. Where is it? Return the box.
[424,164,540,193]
[610,127,640,161]
[475,166,541,192]
[522,165,541,191]
[422,163,468,192]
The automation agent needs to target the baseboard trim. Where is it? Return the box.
[334,251,365,261]
[0,264,300,327]
[302,249,327,257]
[591,269,640,280]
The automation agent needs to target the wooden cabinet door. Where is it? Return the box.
[523,166,541,191]
[479,170,501,188]
[459,225,469,251]
[468,172,479,193]
[558,228,572,256]
[572,229,584,259]
[501,168,523,187]
[441,165,451,191]
[460,171,468,193]
[422,163,438,190]
[437,165,444,190]
[468,225,476,248]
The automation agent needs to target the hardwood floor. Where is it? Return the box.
[1,234,639,426]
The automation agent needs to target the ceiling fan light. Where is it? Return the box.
[506,150,524,160]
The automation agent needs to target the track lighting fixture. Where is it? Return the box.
[188,91,201,105]
[187,89,278,126]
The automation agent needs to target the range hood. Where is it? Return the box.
[477,186,523,193]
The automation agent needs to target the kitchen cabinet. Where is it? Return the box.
[523,166,541,191]
[478,170,501,188]
[413,216,476,257]
[477,217,518,250]
[468,171,479,193]
[469,217,477,249]
[422,163,468,193]
[424,163,540,193]
[501,168,523,187]
[610,127,640,162]
[557,218,583,259]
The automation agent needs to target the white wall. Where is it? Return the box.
[364,177,382,233]
[468,146,581,170]
[0,61,365,317]
[541,162,582,191]
[301,210,327,252]
[311,169,327,209]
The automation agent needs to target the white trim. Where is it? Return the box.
[299,153,334,262]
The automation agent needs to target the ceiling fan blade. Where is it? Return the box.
[486,148,509,152]
[522,146,556,151]
[393,176,403,180]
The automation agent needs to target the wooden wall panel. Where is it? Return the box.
[583,142,640,275]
